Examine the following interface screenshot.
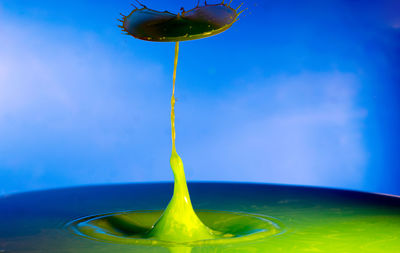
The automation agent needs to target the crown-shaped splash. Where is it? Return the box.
[119,0,245,42]
[118,0,245,243]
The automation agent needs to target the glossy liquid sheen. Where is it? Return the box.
[2,2,399,252]
[1,39,399,253]
[69,43,279,247]
[2,183,400,252]
[64,43,400,252]
[148,42,216,242]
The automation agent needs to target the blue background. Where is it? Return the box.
[0,0,399,195]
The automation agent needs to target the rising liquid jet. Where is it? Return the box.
[119,0,243,243]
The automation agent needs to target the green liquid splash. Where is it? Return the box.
[69,1,280,246]
[117,1,245,242]
[148,42,216,242]
[69,39,282,250]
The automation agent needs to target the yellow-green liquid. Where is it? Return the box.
[148,42,216,242]
[1,7,400,252]
[2,183,400,252]
[68,42,282,252]
[61,42,400,253]
[69,42,281,248]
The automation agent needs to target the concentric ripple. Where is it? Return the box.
[68,210,284,246]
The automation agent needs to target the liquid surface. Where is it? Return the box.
[69,210,283,246]
[1,183,400,252]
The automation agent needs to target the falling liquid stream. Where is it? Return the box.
[68,43,283,248]
[147,42,216,242]
[1,1,400,252]
[68,0,283,248]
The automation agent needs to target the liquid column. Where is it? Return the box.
[148,42,215,243]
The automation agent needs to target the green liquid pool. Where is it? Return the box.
[1,183,400,252]
[117,1,273,246]
[69,210,282,246]
[1,2,399,252]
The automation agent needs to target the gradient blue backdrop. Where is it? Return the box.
[0,0,399,195]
